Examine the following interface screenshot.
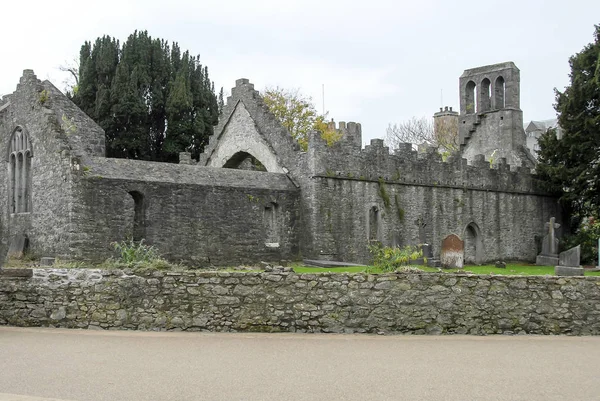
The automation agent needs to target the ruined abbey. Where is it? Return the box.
[0,62,562,266]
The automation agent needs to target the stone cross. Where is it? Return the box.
[544,217,560,255]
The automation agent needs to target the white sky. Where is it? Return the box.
[1,0,598,145]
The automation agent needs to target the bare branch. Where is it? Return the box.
[385,117,434,149]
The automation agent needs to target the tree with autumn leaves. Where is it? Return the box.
[262,87,341,151]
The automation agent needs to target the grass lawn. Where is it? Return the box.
[293,263,600,276]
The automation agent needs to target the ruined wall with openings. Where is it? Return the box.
[69,157,300,266]
[0,71,105,260]
[458,62,534,169]
[299,123,561,264]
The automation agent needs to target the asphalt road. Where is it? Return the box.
[1,327,600,401]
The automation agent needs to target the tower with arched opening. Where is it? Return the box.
[458,62,534,168]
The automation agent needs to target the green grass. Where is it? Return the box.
[293,265,368,274]
[293,263,600,276]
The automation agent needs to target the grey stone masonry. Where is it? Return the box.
[0,64,563,267]
[555,246,584,276]
[2,268,600,335]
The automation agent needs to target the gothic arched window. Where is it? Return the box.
[9,128,32,213]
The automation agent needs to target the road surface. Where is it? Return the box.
[1,327,599,401]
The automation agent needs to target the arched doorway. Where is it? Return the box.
[463,222,484,265]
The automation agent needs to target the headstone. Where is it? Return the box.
[420,244,433,259]
[536,217,560,266]
[555,245,584,276]
[8,234,28,259]
[559,245,580,267]
[441,234,464,268]
[40,257,55,266]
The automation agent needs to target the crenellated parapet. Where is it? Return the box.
[308,130,546,194]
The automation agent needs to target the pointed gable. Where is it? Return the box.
[203,100,284,173]
[200,78,303,177]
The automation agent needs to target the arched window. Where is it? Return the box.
[465,81,476,114]
[479,78,491,112]
[9,128,32,213]
[494,76,505,109]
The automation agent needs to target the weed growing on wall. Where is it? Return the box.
[377,177,391,208]
[38,90,49,105]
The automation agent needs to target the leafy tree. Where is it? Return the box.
[386,116,458,153]
[72,30,220,162]
[537,25,600,219]
[263,87,340,151]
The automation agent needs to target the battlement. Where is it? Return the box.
[309,134,544,195]
[323,120,362,150]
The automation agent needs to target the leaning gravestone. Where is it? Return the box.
[441,234,464,268]
[536,217,560,266]
[555,245,584,276]
[8,234,28,259]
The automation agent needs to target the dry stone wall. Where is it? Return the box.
[2,268,600,335]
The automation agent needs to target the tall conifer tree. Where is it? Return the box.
[73,31,219,162]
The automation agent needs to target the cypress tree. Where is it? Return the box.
[72,31,218,162]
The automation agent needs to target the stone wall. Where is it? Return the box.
[302,130,562,264]
[0,72,86,259]
[69,159,301,265]
[2,268,599,335]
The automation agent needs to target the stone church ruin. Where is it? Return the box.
[0,62,562,266]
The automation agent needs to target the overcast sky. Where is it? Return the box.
[2,0,598,145]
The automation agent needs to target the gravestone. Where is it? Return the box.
[441,234,464,268]
[420,244,433,259]
[8,234,28,259]
[40,257,56,266]
[555,245,584,276]
[536,217,560,266]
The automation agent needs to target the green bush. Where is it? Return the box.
[368,243,423,272]
[110,239,166,267]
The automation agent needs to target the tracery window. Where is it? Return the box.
[9,128,32,213]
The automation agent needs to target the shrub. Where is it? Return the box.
[110,239,165,267]
[368,243,423,272]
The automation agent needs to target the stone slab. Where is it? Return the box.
[555,266,584,276]
[559,245,580,267]
[536,255,559,266]
[8,234,28,259]
[0,268,33,278]
[303,259,366,268]
[40,257,56,266]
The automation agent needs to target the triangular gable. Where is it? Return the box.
[200,78,302,176]
[203,100,284,173]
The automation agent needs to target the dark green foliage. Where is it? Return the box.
[537,25,600,219]
[73,31,219,162]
